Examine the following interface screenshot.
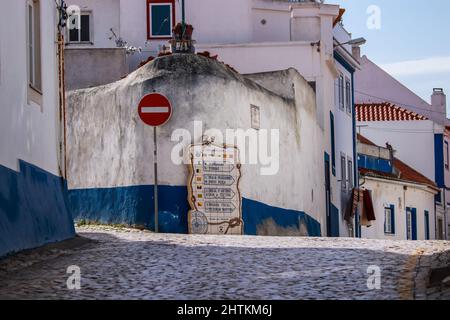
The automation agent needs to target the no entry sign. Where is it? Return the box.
[138,93,172,127]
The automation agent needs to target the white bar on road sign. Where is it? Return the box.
[141,107,170,113]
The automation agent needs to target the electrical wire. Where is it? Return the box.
[334,82,448,116]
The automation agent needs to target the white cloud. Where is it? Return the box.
[381,56,450,77]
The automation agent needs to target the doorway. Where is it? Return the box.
[406,207,417,240]
[325,154,331,237]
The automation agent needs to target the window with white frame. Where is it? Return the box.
[347,159,353,190]
[68,12,92,43]
[147,0,174,39]
[341,154,346,191]
[345,78,352,114]
[384,207,394,234]
[27,0,42,92]
[338,74,344,110]
[406,208,413,240]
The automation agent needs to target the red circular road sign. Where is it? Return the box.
[138,93,172,127]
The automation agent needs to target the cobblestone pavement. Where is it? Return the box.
[0,225,449,300]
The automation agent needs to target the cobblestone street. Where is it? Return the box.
[0,226,449,300]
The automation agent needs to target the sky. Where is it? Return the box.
[333,0,450,105]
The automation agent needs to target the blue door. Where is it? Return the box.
[424,211,430,240]
[406,207,417,240]
[324,153,339,237]
[324,153,332,237]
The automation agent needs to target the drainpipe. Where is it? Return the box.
[57,0,68,180]
[351,73,359,238]
[434,186,441,240]
[181,0,185,36]
[289,7,293,41]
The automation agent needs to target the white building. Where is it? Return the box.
[0,0,75,257]
[66,54,325,236]
[354,53,449,126]
[354,51,450,240]
[357,135,438,240]
[332,22,361,237]
[64,0,363,237]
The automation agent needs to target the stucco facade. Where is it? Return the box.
[357,137,438,240]
[332,23,360,237]
[355,53,450,240]
[361,178,437,241]
[66,54,325,236]
[64,0,354,236]
[0,0,75,257]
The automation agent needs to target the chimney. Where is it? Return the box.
[431,88,447,123]
[352,45,361,62]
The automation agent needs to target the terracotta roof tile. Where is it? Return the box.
[356,103,428,122]
[393,157,437,188]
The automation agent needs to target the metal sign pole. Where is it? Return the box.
[154,126,159,233]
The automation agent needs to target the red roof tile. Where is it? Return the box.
[393,157,437,188]
[356,103,428,122]
[357,134,437,189]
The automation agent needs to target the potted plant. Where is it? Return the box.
[173,23,194,40]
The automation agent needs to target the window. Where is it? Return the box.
[250,105,260,130]
[445,141,449,170]
[384,208,393,234]
[27,0,41,92]
[345,78,352,114]
[341,154,346,191]
[384,206,395,234]
[147,0,175,39]
[347,159,353,190]
[68,12,92,43]
[330,112,336,176]
[424,211,430,240]
[406,209,412,240]
[406,208,417,240]
[338,74,344,110]
[437,218,444,240]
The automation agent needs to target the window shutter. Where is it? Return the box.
[390,205,395,234]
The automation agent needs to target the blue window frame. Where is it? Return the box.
[330,111,336,176]
[384,205,395,235]
[445,140,449,170]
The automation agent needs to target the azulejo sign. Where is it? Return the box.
[187,142,243,235]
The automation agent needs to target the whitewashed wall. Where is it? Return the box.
[63,0,345,235]
[0,0,75,257]
[0,0,61,175]
[358,121,436,182]
[361,178,437,240]
[334,59,355,237]
[355,56,433,121]
[67,54,327,234]
[65,0,120,49]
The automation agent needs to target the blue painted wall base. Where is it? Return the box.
[69,185,321,236]
[0,161,75,258]
[69,185,189,233]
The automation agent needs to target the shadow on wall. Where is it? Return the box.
[68,185,321,237]
[0,161,75,258]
